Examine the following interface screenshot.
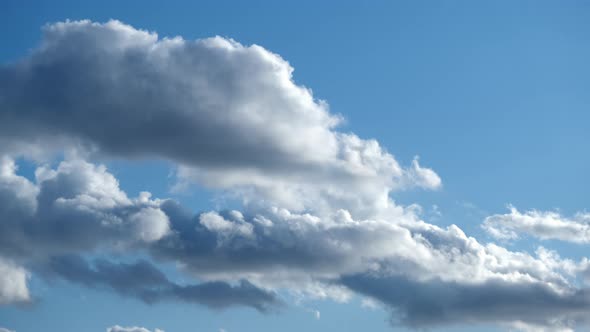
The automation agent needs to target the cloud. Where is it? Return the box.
[200,211,254,240]
[509,321,575,332]
[3,155,588,329]
[41,255,280,312]
[107,326,164,332]
[483,206,590,243]
[0,19,439,219]
[341,274,590,330]
[154,206,587,291]
[0,157,170,261]
[0,141,588,331]
[0,157,279,311]
[0,328,15,332]
[0,256,29,305]
[0,156,164,305]
[153,205,590,329]
[0,19,589,331]
[403,157,442,190]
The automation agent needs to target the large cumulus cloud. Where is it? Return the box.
[0,20,589,331]
[0,257,29,305]
[0,157,279,311]
[1,156,589,329]
[0,19,439,219]
[341,274,590,330]
[152,205,590,330]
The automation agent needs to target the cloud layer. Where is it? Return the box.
[0,20,588,331]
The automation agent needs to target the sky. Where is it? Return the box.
[1,1,590,331]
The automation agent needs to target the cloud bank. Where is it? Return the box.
[0,20,588,331]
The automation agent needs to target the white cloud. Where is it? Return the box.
[0,256,29,305]
[107,326,163,332]
[129,207,171,243]
[508,320,574,332]
[483,206,590,243]
[151,198,590,329]
[171,206,589,293]
[200,211,254,242]
[403,156,442,190]
[0,19,439,220]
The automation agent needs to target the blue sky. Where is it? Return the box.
[1,1,590,331]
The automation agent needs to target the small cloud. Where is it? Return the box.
[361,298,380,310]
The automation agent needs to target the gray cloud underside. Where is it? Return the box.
[4,157,589,330]
[42,255,280,312]
[342,274,590,329]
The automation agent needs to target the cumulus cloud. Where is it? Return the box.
[0,156,171,306]
[0,328,15,332]
[0,19,439,219]
[151,204,590,329]
[0,157,170,261]
[483,206,590,243]
[341,274,590,330]
[3,154,588,329]
[0,157,279,311]
[155,206,585,289]
[0,19,589,331]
